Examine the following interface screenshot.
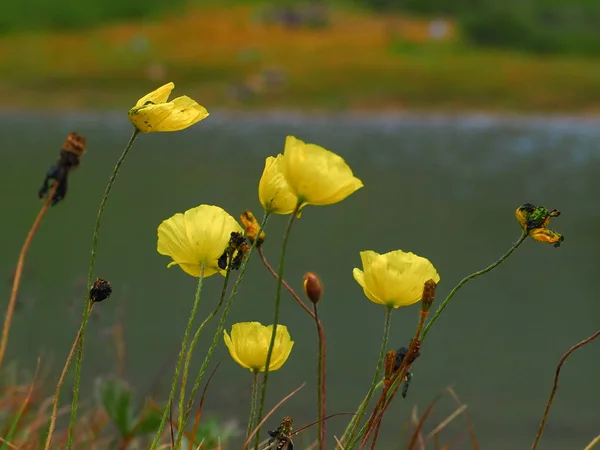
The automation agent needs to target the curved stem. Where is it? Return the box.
[253,207,299,450]
[1,183,59,370]
[531,329,600,450]
[44,303,93,450]
[173,262,233,449]
[257,247,315,320]
[313,302,327,450]
[65,128,139,449]
[421,231,527,342]
[246,371,259,441]
[150,263,205,450]
[343,307,392,449]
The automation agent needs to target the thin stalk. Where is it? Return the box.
[313,302,327,450]
[421,231,527,342]
[246,371,260,441]
[150,263,206,449]
[342,307,392,448]
[173,261,233,449]
[173,213,270,447]
[0,182,59,369]
[66,128,140,449]
[253,206,299,449]
[44,303,93,450]
[531,329,600,450]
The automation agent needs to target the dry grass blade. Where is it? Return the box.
[189,363,220,450]
[1,358,41,450]
[407,394,444,450]
[424,404,468,442]
[242,382,306,450]
[584,434,600,450]
[0,439,16,450]
[409,406,425,450]
[446,387,478,449]
[292,413,355,437]
[169,399,175,449]
[334,435,346,450]
[439,431,468,450]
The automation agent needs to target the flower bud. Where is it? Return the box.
[384,350,397,387]
[90,278,112,303]
[240,210,265,246]
[303,272,323,304]
[420,279,437,312]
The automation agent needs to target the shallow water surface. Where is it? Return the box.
[1,112,599,449]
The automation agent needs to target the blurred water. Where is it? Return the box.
[1,112,599,449]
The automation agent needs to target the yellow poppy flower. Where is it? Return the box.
[224,322,294,372]
[280,136,363,208]
[258,154,298,214]
[128,82,209,132]
[352,250,440,308]
[157,204,243,277]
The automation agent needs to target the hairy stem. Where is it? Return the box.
[313,302,327,450]
[150,264,205,449]
[246,371,259,441]
[421,231,527,342]
[66,129,139,449]
[253,207,299,449]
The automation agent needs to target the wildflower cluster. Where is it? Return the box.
[26,82,566,450]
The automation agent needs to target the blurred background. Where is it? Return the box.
[1,0,600,449]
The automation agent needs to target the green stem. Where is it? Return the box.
[420,231,528,342]
[246,371,259,441]
[66,128,139,449]
[254,206,298,450]
[149,263,206,450]
[343,307,392,449]
[173,261,233,449]
[174,213,270,445]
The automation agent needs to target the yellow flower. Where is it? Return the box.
[352,250,440,308]
[128,82,209,132]
[157,204,243,277]
[529,228,564,248]
[280,136,363,208]
[258,154,298,214]
[224,322,294,372]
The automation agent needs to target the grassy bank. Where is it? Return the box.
[1,4,600,113]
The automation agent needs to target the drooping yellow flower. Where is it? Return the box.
[157,204,243,277]
[224,322,294,372]
[128,82,209,132]
[352,250,440,308]
[529,228,564,248]
[280,136,363,208]
[258,154,298,214]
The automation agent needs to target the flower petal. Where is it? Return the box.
[258,154,298,214]
[150,96,209,132]
[134,82,174,108]
[157,212,198,268]
[281,136,363,206]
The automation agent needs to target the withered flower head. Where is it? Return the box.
[303,272,323,304]
[240,210,266,246]
[516,203,564,248]
[90,278,112,303]
[39,132,87,206]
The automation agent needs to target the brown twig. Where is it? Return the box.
[407,394,444,450]
[189,363,220,449]
[313,302,327,450]
[44,302,94,450]
[531,329,600,450]
[446,387,478,449]
[257,247,315,320]
[0,183,59,369]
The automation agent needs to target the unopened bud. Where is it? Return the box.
[90,278,112,303]
[384,350,397,387]
[303,272,323,304]
[240,210,265,246]
[420,279,437,312]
